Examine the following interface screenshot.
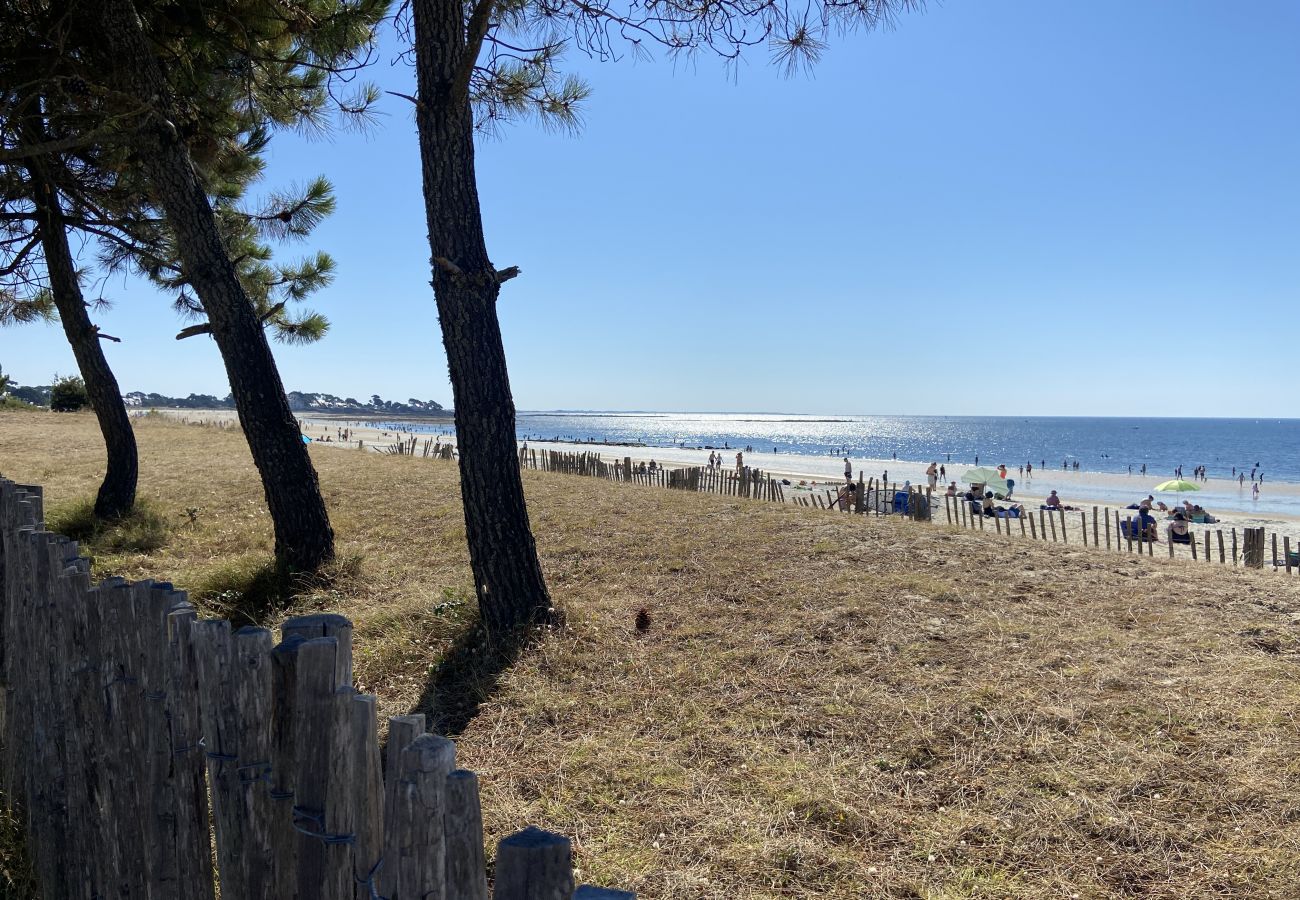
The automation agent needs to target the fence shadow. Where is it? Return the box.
[410,622,537,738]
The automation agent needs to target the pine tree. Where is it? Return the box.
[0,0,387,569]
[406,0,921,636]
[1,82,139,518]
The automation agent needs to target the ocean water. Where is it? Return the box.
[392,412,1300,485]
[515,413,1300,483]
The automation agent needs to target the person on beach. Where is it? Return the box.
[997,464,1007,480]
[836,482,856,510]
[1045,490,1062,509]
[1253,482,1260,500]
[1005,477,1015,499]
[1135,507,1159,542]
[1026,462,1033,479]
[946,481,958,497]
[1168,512,1192,544]
[939,464,946,481]
[845,457,853,482]
[1240,472,1246,487]
[926,462,938,489]
[1139,495,1154,510]
[736,451,744,471]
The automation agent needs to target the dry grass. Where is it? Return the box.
[3,410,1300,898]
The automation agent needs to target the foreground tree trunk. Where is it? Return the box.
[412,0,552,635]
[21,106,137,519]
[32,183,139,518]
[75,0,334,571]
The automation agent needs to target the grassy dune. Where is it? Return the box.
[3,410,1299,899]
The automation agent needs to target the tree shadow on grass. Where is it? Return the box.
[49,496,170,555]
[190,553,363,629]
[409,622,539,738]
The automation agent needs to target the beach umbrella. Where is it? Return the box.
[1153,479,1199,492]
[962,467,1008,490]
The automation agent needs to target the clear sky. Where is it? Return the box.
[4,0,1298,416]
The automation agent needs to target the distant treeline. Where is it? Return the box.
[4,384,450,417]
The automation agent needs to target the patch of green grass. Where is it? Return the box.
[0,396,38,411]
[189,552,364,627]
[47,496,170,555]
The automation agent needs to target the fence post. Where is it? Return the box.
[394,733,457,899]
[163,602,219,899]
[294,636,341,898]
[445,770,490,900]
[1242,528,1265,569]
[493,827,575,900]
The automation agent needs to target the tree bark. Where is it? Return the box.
[412,0,552,635]
[21,103,137,519]
[74,0,334,571]
[32,179,139,518]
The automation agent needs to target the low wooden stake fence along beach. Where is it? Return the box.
[0,478,634,900]
[509,449,1297,576]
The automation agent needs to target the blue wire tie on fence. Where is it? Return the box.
[291,805,356,845]
[354,856,389,900]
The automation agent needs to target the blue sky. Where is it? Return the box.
[5,0,1298,416]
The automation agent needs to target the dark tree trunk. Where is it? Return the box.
[412,0,552,635]
[20,96,137,520]
[75,0,334,571]
[30,176,138,519]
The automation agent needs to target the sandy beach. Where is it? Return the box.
[148,408,1300,546]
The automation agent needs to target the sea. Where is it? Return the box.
[392,412,1300,485]
[374,413,1289,486]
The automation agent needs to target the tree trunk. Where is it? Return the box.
[75,0,334,571]
[412,0,552,635]
[30,174,138,519]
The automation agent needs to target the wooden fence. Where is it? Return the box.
[519,448,787,501]
[0,478,634,900]
[934,491,1293,570]
[511,449,1299,575]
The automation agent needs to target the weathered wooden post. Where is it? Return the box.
[493,827,575,900]
[445,770,490,900]
[1242,527,1265,569]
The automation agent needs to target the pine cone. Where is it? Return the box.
[635,607,651,634]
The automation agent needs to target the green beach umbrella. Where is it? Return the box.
[1153,479,1200,492]
[962,467,1008,490]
